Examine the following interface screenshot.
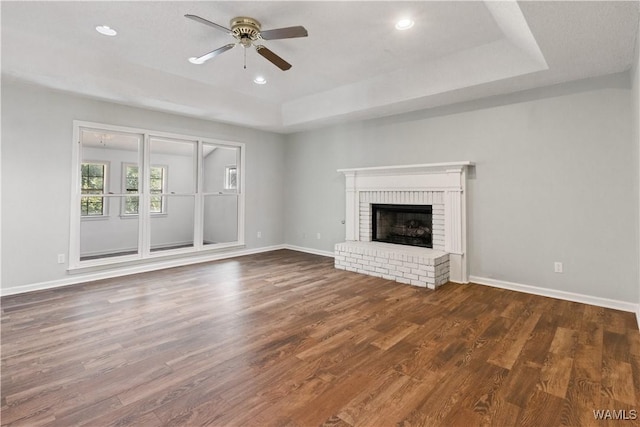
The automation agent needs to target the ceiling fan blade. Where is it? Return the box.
[185,14,232,34]
[255,45,292,71]
[260,26,308,40]
[195,43,236,63]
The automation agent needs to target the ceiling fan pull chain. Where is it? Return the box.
[244,47,247,69]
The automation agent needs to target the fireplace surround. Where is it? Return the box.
[335,162,473,288]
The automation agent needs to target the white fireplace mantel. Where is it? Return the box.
[338,161,473,283]
[337,161,473,175]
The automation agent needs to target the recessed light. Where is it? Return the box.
[395,18,414,31]
[253,76,267,85]
[188,57,205,65]
[95,25,117,36]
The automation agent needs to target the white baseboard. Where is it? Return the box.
[1,245,287,297]
[470,275,639,314]
[283,244,335,258]
[637,305,640,331]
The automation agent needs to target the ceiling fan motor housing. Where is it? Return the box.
[230,17,261,41]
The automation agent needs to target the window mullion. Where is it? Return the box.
[140,134,150,256]
[194,140,204,250]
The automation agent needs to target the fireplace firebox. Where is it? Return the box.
[372,204,433,248]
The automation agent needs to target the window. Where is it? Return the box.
[123,164,167,215]
[224,165,237,190]
[81,162,107,216]
[72,122,244,268]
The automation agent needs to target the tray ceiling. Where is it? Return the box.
[2,1,639,133]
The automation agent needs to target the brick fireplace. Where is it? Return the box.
[335,162,473,289]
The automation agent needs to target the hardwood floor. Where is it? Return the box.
[2,249,639,426]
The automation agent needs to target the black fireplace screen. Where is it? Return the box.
[372,204,433,248]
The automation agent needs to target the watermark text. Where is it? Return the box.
[593,409,637,421]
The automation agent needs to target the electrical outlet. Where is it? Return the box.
[316,232,321,240]
[57,254,65,264]
[257,231,262,238]
[554,262,563,273]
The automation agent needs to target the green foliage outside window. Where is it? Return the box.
[124,165,139,214]
[81,163,106,216]
[124,165,165,215]
[149,167,164,213]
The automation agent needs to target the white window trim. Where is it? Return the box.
[69,121,245,270]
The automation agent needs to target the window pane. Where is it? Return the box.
[81,196,104,216]
[126,165,138,178]
[89,164,104,176]
[126,178,138,191]
[125,166,139,193]
[150,195,163,213]
[80,196,139,260]
[150,167,163,180]
[150,138,195,194]
[203,195,238,245]
[87,177,103,190]
[150,179,162,192]
[88,203,102,216]
[225,167,237,190]
[125,196,139,215]
[150,195,194,252]
[203,145,239,193]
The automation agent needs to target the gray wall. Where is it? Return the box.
[3,71,639,306]
[285,73,638,303]
[1,79,286,290]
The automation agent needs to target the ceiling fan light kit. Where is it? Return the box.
[395,18,414,31]
[95,25,117,36]
[185,14,308,71]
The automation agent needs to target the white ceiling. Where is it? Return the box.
[2,1,639,133]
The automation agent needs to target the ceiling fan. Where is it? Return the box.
[185,14,308,71]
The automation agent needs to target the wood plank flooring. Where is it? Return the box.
[1,249,639,426]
